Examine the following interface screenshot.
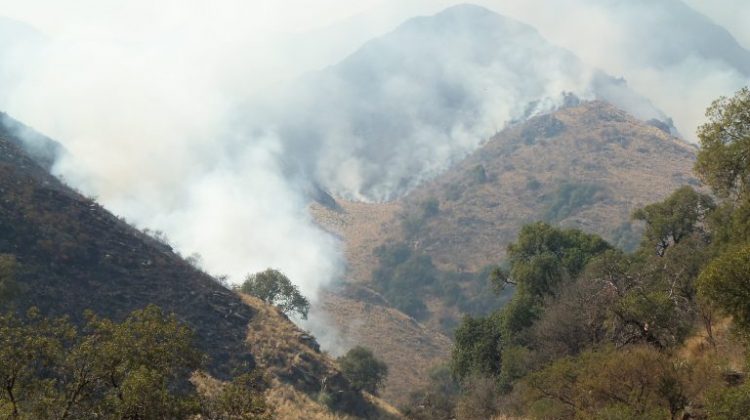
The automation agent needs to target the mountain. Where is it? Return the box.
[0,118,399,418]
[598,0,750,74]
[243,4,669,202]
[312,100,698,403]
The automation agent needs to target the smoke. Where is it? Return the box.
[0,1,366,344]
[1,0,749,350]
[360,0,750,142]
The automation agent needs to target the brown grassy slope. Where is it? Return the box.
[0,121,397,418]
[312,200,403,286]
[400,100,698,271]
[0,128,253,375]
[312,101,699,403]
[318,288,452,406]
[241,294,402,419]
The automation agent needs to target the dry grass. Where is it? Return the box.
[402,101,697,272]
[311,200,402,284]
[320,290,452,406]
[310,101,700,404]
[241,294,403,419]
[680,317,748,373]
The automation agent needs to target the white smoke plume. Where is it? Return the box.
[1,0,749,350]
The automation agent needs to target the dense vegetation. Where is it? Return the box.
[542,182,608,222]
[402,88,750,419]
[0,303,271,419]
[371,242,510,325]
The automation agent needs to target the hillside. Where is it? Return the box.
[312,100,698,403]
[0,117,399,418]
[398,100,697,270]
[245,4,668,202]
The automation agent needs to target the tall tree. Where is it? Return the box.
[695,87,750,199]
[632,186,714,257]
[697,245,750,334]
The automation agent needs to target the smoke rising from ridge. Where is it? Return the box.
[1,0,749,350]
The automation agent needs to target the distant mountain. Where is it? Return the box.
[312,101,697,402]
[598,0,750,74]
[244,4,669,202]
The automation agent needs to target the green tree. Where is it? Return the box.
[0,305,211,419]
[76,305,203,418]
[451,314,503,381]
[0,308,73,419]
[372,244,438,320]
[695,87,750,199]
[337,346,388,395]
[633,186,714,256]
[240,269,310,319]
[697,245,750,333]
[504,223,611,299]
[498,223,610,338]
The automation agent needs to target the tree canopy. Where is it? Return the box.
[0,305,271,419]
[337,346,389,395]
[695,86,750,198]
[633,186,714,256]
[697,245,750,333]
[239,269,310,319]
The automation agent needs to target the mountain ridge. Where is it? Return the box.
[313,100,698,404]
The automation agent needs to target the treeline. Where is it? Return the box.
[404,88,750,419]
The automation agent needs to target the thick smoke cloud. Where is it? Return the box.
[1,0,749,349]
[239,4,667,201]
[349,0,750,142]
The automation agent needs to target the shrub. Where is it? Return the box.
[543,182,607,222]
[337,346,389,395]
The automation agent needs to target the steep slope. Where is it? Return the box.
[1,112,64,171]
[244,4,667,202]
[0,122,254,374]
[0,119,399,418]
[397,100,697,271]
[312,101,698,403]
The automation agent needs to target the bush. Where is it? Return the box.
[337,346,389,395]
[543,182,607,222]
[373,244,437,320]
[468,165,488,184]
[421,198,440,218]
[240,269,310,319]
